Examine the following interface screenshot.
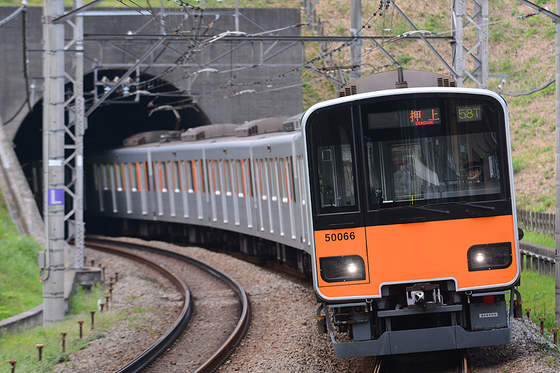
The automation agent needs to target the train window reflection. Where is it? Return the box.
[365,134,503,209]
[317,144,356,209]
[306,104,358,215]
[361,96,506,210]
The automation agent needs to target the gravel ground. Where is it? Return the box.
[55,238,560,372]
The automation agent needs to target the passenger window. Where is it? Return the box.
[269,159,277,201]
[236,160,244,197]
[115,164,123,191]
[185,161,194,193]
[93,164,100,191]
[173,161,181,192]
[131,163,138,192]
[224,160,232,196]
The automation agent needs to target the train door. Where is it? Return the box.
[305,104,370,293]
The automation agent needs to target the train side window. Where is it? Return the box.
[142,162,150,191]
[269,158,277,201]
[198,159,206,194]
[224,160,232,196]
[280,158,288,203]
[134,163,142,192]
[102,164,110,190]
[210,160,221,195]
[93,164,100,191]
[114,164,123,191]
[306,105,358,214]
[129,164,137,192]
[235,160,244,197]
[158,162,168,192]
[246,159,253,198]
[258,159,267,200]
[288,156,296,203]
[185,161,194,193]
[173,161,181,192]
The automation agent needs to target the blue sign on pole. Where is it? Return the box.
[48,189,64,205]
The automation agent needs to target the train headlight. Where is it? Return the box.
[319,255,366,282]
[467,243,512,271]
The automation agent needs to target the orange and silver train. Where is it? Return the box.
[84,69,522,358]
[304,70,522,357]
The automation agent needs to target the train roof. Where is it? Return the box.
[119,115,302,150]
[338,69,456,97]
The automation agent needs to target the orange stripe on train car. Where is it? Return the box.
[315,215,519,299]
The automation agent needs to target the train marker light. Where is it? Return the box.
[467,243,512,271]
[319,255,366,282]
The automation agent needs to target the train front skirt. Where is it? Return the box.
[318,289,516,357]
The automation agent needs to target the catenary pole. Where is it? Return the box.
[556,0,560,325]
[42,0,66,323]
[350,0,361,81]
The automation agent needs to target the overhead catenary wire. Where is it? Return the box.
[0,0,27,28]
[499,78,556,97]
[82,0,555,110]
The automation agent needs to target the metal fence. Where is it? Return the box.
[516,208,555,237]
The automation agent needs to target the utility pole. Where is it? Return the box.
[554,0,560,325]
[451,0,488,87]
[350,0,362,81]
[42,0,66,323]
[65,0,86,270]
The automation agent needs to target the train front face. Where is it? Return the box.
[302,88,520,357]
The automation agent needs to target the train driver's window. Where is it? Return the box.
[306,104,358,214]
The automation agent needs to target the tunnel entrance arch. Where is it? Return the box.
[14,69,210,213]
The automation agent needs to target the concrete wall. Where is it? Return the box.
[0,6,303,137]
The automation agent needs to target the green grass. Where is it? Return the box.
[0,285,117,373]
[517,230,558,334]
[519,270,558,332]
[522,230,556,248]
[0,188,43,321]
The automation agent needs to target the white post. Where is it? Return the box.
[42,0,66,323]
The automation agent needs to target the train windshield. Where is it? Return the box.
[360,94,509,210]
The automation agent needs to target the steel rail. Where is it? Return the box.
[86,240,192,373]
[87,238,251,373]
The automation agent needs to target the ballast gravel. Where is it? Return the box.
[55,238,559,372]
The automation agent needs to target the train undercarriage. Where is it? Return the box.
[87,216,313,276]
[317,280,523,357]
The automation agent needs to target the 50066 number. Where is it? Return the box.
[324,232,356,242]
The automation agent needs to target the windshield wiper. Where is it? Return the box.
[451,202,495,212]
[414,205,450,214]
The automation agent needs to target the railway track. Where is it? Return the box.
[86,238,251,373]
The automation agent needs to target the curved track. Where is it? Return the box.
[86,238,251,373]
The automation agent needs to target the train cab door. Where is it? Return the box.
[305,104,370,295]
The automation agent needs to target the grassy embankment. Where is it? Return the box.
[0,285,118,373]
[519,231,558,333]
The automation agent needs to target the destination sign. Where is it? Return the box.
[409,108,441,126]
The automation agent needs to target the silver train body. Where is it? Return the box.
[85,115,314,272]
